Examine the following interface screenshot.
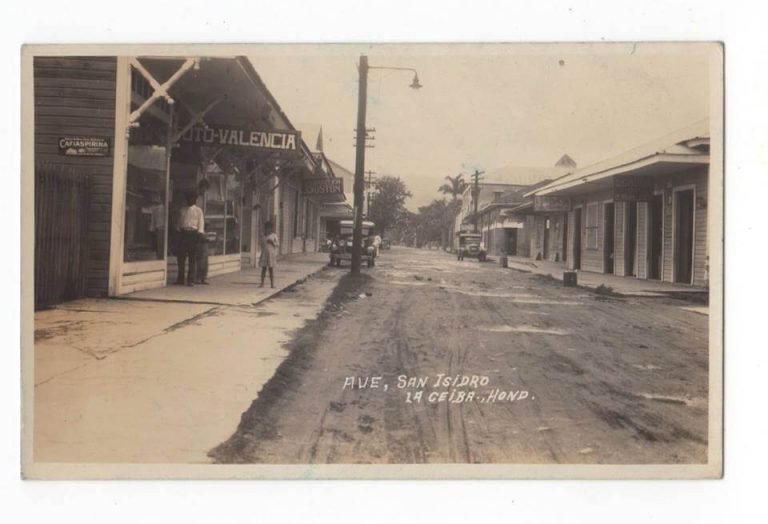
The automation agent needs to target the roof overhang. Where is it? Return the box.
[136,56,318,175]
[529,153,709,197]
[319,203,353,218]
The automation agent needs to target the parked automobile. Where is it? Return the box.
[380,238,391,250]
[456,232,487,262]
[329,220,376,268]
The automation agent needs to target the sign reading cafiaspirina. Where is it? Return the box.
[58,136,110,157]
[180,126,300,153]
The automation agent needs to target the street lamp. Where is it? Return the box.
[350,55,422,275]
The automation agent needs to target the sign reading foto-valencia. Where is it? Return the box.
[180,126,300,153]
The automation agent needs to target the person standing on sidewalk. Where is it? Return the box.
[195,222,210,285]
[175,191,204,286]
[259,221,279,288]
[195,178,211,285]
[372,231,382,258]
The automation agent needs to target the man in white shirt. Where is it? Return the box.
[175,192,205,286]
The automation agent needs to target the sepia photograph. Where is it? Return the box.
[20,42,723,479]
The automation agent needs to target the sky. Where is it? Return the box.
[249,43,714,210]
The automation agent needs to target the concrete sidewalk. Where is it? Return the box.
[124,251,331,306]
[33,251,335,463]
[499,255,708,299]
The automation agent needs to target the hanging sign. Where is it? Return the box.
[614,174,654,202]
[533,195,571,212]
[303,177,344,196]
[58,136,111,157]
[180,126,301,153]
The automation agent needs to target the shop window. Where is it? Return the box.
[202,168,241,256]
[585,202,599,249]
[123,110,169,262]
[293,189,300,239]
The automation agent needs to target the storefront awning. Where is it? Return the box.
[134,56,319,178]
[319,203,353,219]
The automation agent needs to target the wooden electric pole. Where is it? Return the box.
[471,169,484,233]
[365,170,376,218]
[351,55,369,276]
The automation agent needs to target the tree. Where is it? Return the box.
[438,174,468,200]
[368,175,412,236]
[406,198,461,249]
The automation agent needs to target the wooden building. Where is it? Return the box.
[33,56,344,307]
[526,121,711,287]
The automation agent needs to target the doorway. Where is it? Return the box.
[505,229,518,256]
[625,202,637,276]
[648,193,663,279]
[562,212,569,262]
[573,208,582,270]
[674,189,695,284]
[603,202,615,274]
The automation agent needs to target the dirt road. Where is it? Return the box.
[211,247,708,465]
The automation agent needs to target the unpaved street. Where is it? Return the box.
[211,247,708,465]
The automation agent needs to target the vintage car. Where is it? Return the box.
[456,232,487,261]
[380,238,392,250]
[329,220,377,268]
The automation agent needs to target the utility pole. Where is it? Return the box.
[351,55,369,276]
[350,55,421,274]
[471,169,484,233]
[365,170,376,218]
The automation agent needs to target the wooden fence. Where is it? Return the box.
[34,164,90,309]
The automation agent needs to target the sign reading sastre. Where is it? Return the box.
[303,177,343,196]
[533,195,571,212]
[613,174,654,202]
[180,126,300,152]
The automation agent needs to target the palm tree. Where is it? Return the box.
[438,175,468,253]
[438,174,468,200]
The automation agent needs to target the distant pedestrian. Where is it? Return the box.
[175,192,204,286]
[259,221,279,288]
[372,232,382,257]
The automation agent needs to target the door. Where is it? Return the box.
[625,202,637,276]
[542,218,550,260]
[604,202,615,274]
[506,229,518,255]
[674,189,695,284]
[573,208,582,270]
[648,193,663,279]
[562,212,569,262]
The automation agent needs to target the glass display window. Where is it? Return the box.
[201,167,242,256]
[123,110,169,262]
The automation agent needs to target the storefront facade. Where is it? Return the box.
[33,55,342,304]
[527,121,710,287]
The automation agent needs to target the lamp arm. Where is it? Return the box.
[368,66,419,74]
